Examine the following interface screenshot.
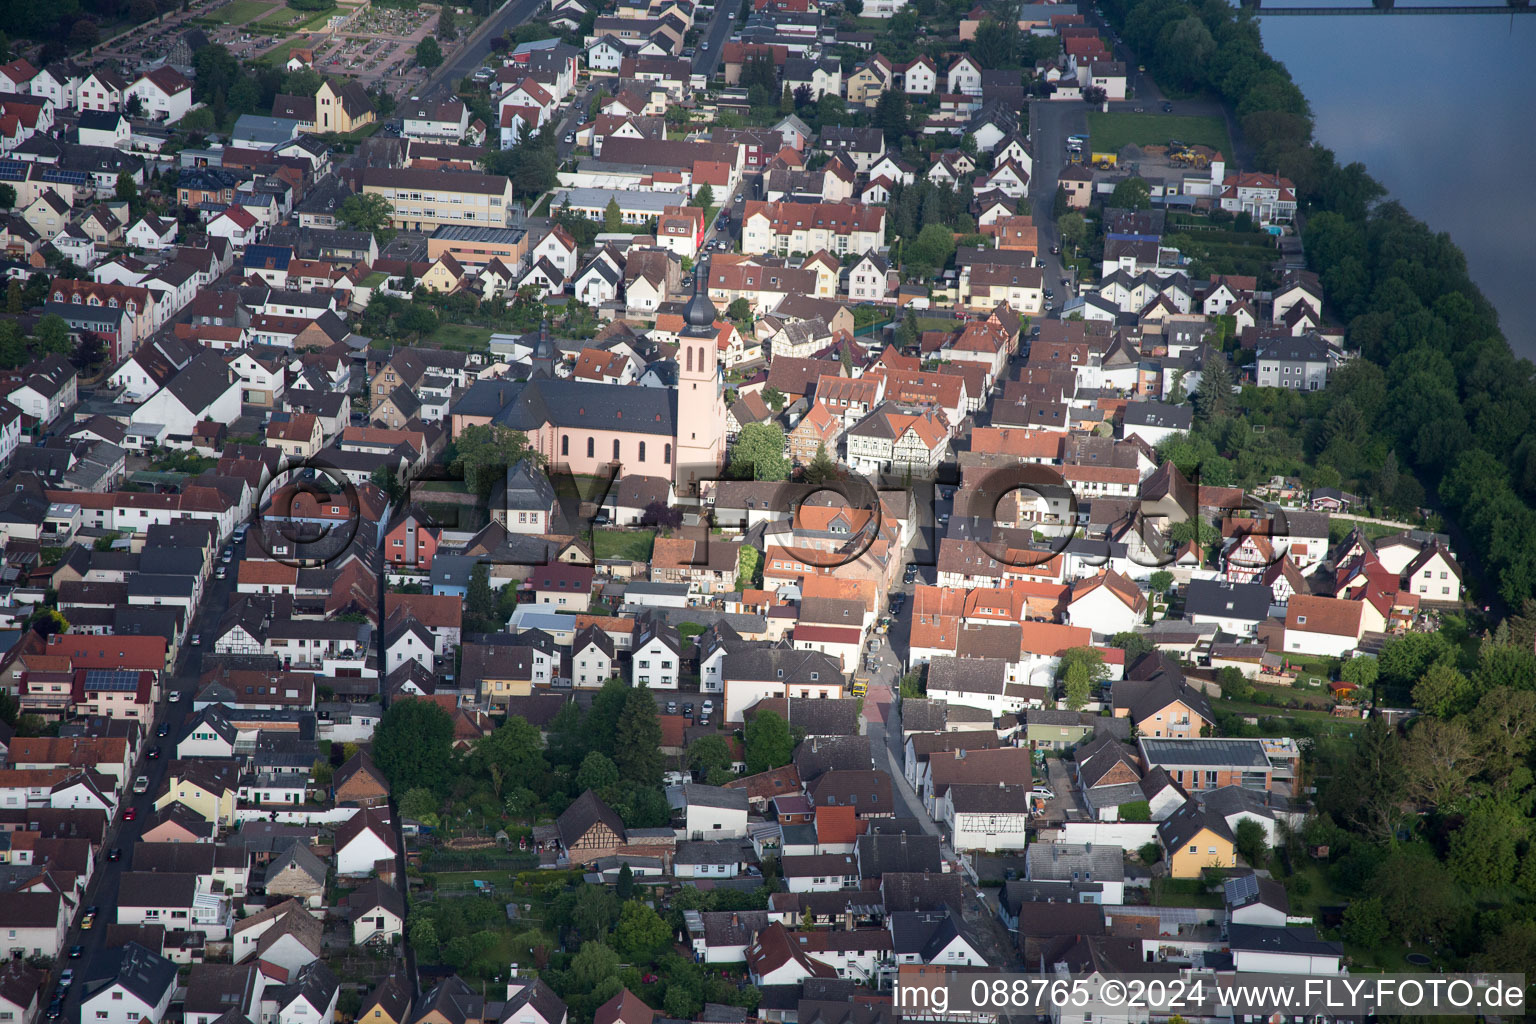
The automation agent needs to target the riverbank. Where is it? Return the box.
[1099,0,1536,610]
[1257,14,1536,360]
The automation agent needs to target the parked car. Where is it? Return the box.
[683,702,695,717]
[69,945,84,959]
[148,746,162,759]
[58,971,72,989]
[123,807,137,821]
[666,701,678,715]
[563,132,575,143]
[106,848,121,861]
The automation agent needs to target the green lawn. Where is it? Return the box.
[414,479,469,494]
[254,5,337,31]
[208,0,276,23]
[1085,111,1233,158]
[430,322,493,351]
[253,35,307,65]
[1150,877,1222,909]
[593,528,655,561]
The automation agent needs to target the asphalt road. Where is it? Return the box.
[419,0,547,101]
[1027,99,1087,300]
[48,563,236,1024]
[692,1,738,79]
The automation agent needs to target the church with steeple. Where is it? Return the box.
[450,265,727,500]
[672,267,728,496]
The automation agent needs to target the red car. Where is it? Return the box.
[123,807,137,821]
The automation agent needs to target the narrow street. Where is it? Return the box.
[49,567,232,1022]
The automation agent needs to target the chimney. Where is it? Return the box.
[732,913,739,927]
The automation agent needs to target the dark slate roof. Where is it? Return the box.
[81,941,176,1006]
[490,377,677,435]
[856,831,941,879]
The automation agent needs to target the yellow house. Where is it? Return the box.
[315,79,376,135]
[418,254,465,294]
[1158,804,1237,879]
[359,975,412,1024]
[846,66,886,108]
[154,762,240,827]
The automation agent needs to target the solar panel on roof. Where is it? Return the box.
[0,162,28,181]
[85,669,140,691]
[42,169,90,185]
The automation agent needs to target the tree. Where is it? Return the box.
[1341,896,1389,948]
[614,901,670,960]
[0,183,16,210]
[471,716,546,795]
[398,303,438,339]
[1148,571,1174,598]
[370,464,404,507]
[337,192,395,241]
[905,222,956,278]
[1233,819,1268,866]
[373,698,455,793]
[1108,177,1152,211]
[437,5,456,39]
[803,441,838,484]
[1193,353,1234,422]
[762,386,786,411]
[1056,211,1086,255]
[33,314,70,355]
[567,883,620,942]
[614,687,664,786]
[735,545,761,591]
[114,172,138,205]
[568,941,622,992]
[450,424,544,496]
[873,89,909,147]
[4,280,20,315]
[898,309,919,348]
[465,564,496,630]
[688,735,733,780]
[695,183,715,210]
[398,787,441,828]
[744,709,794,774]
[604,197,622,232]
[1446,800,1524,889]
[726,298,753,322]
[1400,717,1480,809]
[1058,647,1107,711]
[1411,661,1471,718]
[576,751,620,793]
[1111,631,1154,659]
[729,423,790,481]
[971,19,1018,69]
[416,36,443,68]
[1339,654,1379,695]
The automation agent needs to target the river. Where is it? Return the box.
[1254,9,1536,361]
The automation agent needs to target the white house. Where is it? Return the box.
[667,784,750,840]
[127,215,179,250]
[1228,924,1342,976]
[130,351,242,436]
[0,892,68,959]
[79,943,177,1024]
[347,880,405,946]
[127,67,194,123]
[1064,571,1147,637]
[334,808,398,876]
[1282,596,1364,658]
[942,783,1030,852]
[631,618,682,689]
[888,910,987,966]
[571,626,615,688]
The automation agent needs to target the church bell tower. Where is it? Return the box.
[674,260,727,497]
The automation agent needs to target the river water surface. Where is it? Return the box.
[1255,9,1536,359]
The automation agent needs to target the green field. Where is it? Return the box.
[253,35,307,65]
[208,0,275,23]
[253,5,336,32]
[430,322,493,351]
[593,528,655,561]
[1085,111,1233,158]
